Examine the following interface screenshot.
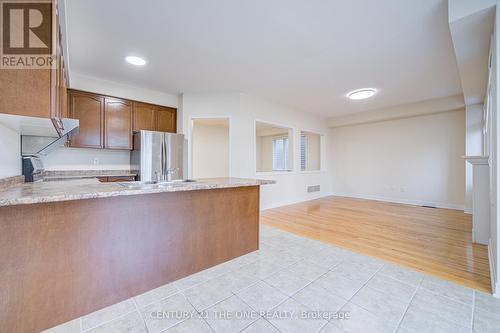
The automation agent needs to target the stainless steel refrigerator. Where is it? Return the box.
[131,130,185,182]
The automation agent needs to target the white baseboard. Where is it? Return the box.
[263,192,465,211]
[464,208,473,214]
[489,239,499,298]
[331,192,465,211]
[494,283,500,298]
[261,192,333,211]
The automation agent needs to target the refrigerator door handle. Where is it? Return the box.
[160,135,165,181]
[162,134,168,180]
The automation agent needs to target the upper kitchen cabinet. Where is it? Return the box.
[133,103,177,133]
[68,91,104,149]
[104,98,132,149]
[0,0,67,119]
[69,89,176,150]
[157,107,177,133]
[133,102,157,131]
[69,90,132,150]
[0,70,51,117]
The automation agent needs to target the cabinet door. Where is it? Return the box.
[133,102,156,131]
[156,107,176,133]
[104,98,132,149]
[69,91,104,148]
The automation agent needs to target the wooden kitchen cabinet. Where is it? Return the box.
[0,70,51,117]
[0,0,67,120]
[69,91,133,150]
[0,185,258,333]
[68,91,104,149]
[69,89,177,149]
[156,107,177,133]
[133,103,177,133]
[133,102,157,131]
[104,98,132,149]
[97,176,136,182]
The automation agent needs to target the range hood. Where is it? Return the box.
[0,113,79,156]
[0,113,78,137]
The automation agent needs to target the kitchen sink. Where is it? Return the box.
[118,179,197,189]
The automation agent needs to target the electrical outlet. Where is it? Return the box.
[400,187,406,193]
[92,158,99,165]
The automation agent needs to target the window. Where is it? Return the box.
[272,137,289,171]
[300,130,322,171]
[256,121,293,172]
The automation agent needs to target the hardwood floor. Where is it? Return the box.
[261,196,491,293]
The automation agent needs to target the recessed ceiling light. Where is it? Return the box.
[347,88,377,100]
[125,56,146,66]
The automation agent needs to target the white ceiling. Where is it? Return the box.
[65,0,463,117]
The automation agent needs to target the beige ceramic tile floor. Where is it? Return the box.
[43,225,500,333]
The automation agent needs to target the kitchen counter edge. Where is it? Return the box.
[0,178,276,207]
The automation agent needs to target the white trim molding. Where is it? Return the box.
[489,238,499,298]
[327,95,465,128]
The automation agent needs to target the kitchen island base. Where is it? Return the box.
[0,186,259,333]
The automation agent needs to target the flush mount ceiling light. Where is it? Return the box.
[347,88,377,100]
[125,56,147,66]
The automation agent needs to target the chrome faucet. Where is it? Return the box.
[154,171,162,183]
[165,168,179,181]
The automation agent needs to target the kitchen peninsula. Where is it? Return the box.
[0,177,273,333]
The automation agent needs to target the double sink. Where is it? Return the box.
[118,179,197,190]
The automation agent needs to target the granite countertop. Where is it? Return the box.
[42,170,137,181]
[0,178,276,207]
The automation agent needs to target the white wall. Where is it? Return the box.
[71,72,179,107]
[41,147,130,171]
[330,110,466,210]
[180,93,331,209]
[192,121,229,178]
[257,135,276,172]
[327,95,465,127]
[491,4,500,296]
[0,123,21,178]
[465,104,484,212]
[449,0,499,298]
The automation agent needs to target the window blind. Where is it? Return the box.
[300,134,307,171]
